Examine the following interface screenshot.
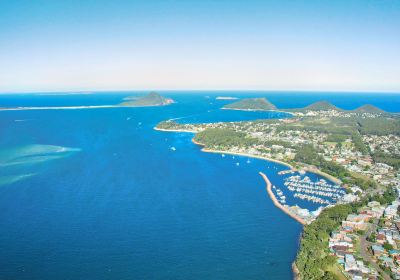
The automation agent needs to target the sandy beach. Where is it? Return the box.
[259,172,306,225]
[302,166,342,185]
[192,138,340,184]
[154,127,198,133]
[191,139,294,169]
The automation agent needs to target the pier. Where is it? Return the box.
[259,172,307,225]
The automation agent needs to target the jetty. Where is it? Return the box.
[259,172,307,225]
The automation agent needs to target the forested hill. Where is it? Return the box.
[222,98,277,111]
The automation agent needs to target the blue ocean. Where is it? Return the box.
[0,91,399,280]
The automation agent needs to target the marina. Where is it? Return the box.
[277,175,345,205]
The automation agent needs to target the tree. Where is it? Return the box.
[383,242,393,251]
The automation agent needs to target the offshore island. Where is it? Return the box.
[119,92,174,107]
[155,97,400,280]
[0,92,174,111]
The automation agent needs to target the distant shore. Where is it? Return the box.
[259,172,306,225]
[0,105,121,111]
[0,103,172,111]
[221,107,295,116]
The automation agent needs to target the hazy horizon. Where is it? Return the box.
[1,0,399,93]
[1,89,400,95]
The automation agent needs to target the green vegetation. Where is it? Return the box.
[302,101,341,112]
[358,117,400,136]
[120,92,174,107]
[383,242,394,251]
[372,151,400,170]
[293,144,380,190]
[222,98,277,111]
[157,120,180,130]
[296,204,353,279]
[326,134,348,143]
[296,188,396,279]
[194,128,257,148]
[294,145,348,179]
[353,104,386,114]
[351,133,368,154]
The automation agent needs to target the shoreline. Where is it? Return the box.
[155,127,342,184]
[154,127,198,133]
[302,166,342,185]
[193,139,293,169]
[0,103,173,111]
[292,262,301,280]
[259,172,307,225]
[191,137,340,184]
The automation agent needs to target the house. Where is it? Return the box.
[379,256,394,267]
[371,207,385,218]
[376,233,386,244]
[344,254,357,272]
[368,201,381,208]
[342,220,367,231]
[389,249,400,256]
[385,205,397,219]
[372,245,385,256]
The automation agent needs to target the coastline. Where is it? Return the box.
[292,262,301,280]
[155,127,342,185]
[259,172,307,225]
[0,103,173,111]
[302,166,342,185]
[154,127,198,133]
[196,142,293,169]
[191,138,340,184]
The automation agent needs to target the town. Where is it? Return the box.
[156,103,400,279]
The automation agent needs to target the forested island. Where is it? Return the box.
[222,97,277,111]
[155,100,400,279]
[120,92,174,107]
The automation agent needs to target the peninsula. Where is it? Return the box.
[155,99,400,280]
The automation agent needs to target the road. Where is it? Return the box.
[359,222,391,280]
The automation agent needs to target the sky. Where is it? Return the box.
[0,0,399,93]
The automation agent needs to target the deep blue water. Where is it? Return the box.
[0,92,398,280]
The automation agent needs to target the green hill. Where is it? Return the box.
[302,101,341,111]
[353,104,386,114]
[222,98,277,111]
[285,101,341,113]
[120,92,174,107]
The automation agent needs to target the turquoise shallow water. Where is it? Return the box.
[0,92,398,279]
